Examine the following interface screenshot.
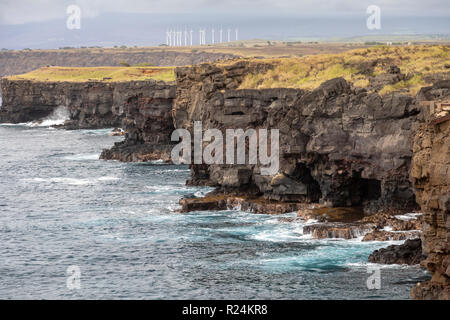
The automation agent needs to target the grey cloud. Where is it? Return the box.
[0,0,449,25]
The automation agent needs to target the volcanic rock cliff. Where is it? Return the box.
[99,82,176,162]
[173,61,424,213]
[0,79,68,123]
[410,84,450,300]
[0,78,173,129]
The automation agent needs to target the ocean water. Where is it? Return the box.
[0,124,429,299]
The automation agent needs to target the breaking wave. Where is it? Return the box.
[26,106,70,127]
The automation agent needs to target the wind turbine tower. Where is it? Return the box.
[227,28,231,42]
[235,28,239,41]
[199,29,206,45]
[166,29,171,46]
[211,28,215,44]
[190,29,193,46]
[219,28,223,43]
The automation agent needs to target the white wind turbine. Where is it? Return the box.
[211,28,215,44]
[227,28,231,42]
[235,28,239,41]
[166,29,171,46]
[219,28,223,43]
[199,28,206,45]
[190,29,193,46]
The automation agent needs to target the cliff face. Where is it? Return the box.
[173,61,424,213]
[100,82,176,162]
[0,78,173,129]
[410,83,450,300]
[0,79,67,123]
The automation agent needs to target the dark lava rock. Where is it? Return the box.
[368,238,425,265]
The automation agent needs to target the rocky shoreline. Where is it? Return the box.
[179,192,422,240]
[1,58,449,299]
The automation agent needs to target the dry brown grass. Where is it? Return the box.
[239,45,450,95]
[6,66,175,82]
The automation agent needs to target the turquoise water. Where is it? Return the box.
[0,124,428,299]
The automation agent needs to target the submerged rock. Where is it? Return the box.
[179,194,309,214]
[362,230,421,241]
[303,222,374,239]
[361,212,422,231]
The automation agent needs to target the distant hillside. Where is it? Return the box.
[0,43,370,78]
[0,48,238,77]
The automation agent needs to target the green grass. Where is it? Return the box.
[6,66,176,82]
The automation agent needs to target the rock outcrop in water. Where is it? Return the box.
[410,84,450,300]
[173,60,423,213]
[368,238,425,265]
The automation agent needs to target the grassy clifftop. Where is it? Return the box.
[6,66,176,82]
[239,45,450,95]
[5,45,449,94]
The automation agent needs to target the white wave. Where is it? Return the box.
[304,218,319,225]
[145,184,189,191]
[152,168,190,173]
[97,176,120,181]
[395,212,422,221]
[23,176,119,185]
[251,223,305,242]
[149,159,165,164]
[193,187,215,197]
[25,106,70,127]
[0,122,29,126]
[63,153,100,161]
[345,262,419,269]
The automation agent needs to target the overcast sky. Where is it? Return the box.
[1,0,449,25]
